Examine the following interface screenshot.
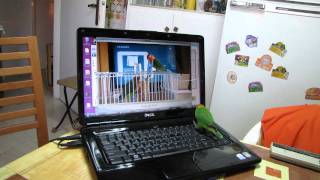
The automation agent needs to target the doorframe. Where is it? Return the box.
[32,0,36,35]
[53,0,61,98]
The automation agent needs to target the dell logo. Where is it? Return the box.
[144,113,155,118]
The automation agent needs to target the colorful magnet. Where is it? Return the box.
[235,54,249,67]
[255,55,273,71]
[271,66,289,80]
[249,82,263,92]
[227,71,237,84]
[266,166,282,178]
[305,88,320,100]
[245,35,258,48]
[269,42,287,57]
[254,160,289,180]
[226,41,240,54]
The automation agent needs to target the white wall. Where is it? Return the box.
[0,0,33,67]
[59,0,99,80]
[57,0,79,110]
[59,1,79,79]
[53,0,61,98]
[54,0,96,110]
[53,0,98,110]
[0,0,33,37]
[36,0,54,69]
[0,0,53,69]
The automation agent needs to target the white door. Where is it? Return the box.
[173,12,225,106]
[211,0,320,138]
[53,0,106,102]
[126,5,174,32]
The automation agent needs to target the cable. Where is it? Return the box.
[58,140,83,148]
[50,134,82,148]
[49,134,81,142]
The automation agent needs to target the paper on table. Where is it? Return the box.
[254,160,289,180]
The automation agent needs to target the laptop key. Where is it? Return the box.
[103,143,116,149]
[127,150,135,156]
[141,153,152,160]
[107,151,127,158]
[105,148,120,154]
[153,149,188,158]
[122,156,132,163]
[98,124,230,164]
[161,147,168,151]
[108,137,116,142]
[119,145,128,151]
[132,154,141,161]
[100,139,111,145]
[109,157,123,165]
[136,149,144,155]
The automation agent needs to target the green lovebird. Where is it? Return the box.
[195,104,223,139]
[147,54,166,72]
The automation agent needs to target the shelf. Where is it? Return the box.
[129,3,225,16]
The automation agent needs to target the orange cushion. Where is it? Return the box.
[262,104,320,154]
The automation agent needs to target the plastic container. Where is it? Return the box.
[185,0,196,10]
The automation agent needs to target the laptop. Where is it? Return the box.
[77,28,261,179]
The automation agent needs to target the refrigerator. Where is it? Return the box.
[210,0,320,138]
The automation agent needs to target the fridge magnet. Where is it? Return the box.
[271,66,289,80]
[245,35,258,48]
[305,88,320,100]
[227,71,237,84]
[234,54,249,67]
[269,42,287,57]
[248,82,263,93]
[255,55,273,71]
[226,41,240,54]
[254,160,289,180]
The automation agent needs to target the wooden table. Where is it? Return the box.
[52,76,79,132]
[1,133,319,180]
[57,76,78,90]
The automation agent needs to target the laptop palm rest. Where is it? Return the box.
[155,152,201,179]
[159,144,254,179]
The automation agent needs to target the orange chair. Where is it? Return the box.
[243,105,320,154]
[0,36,48,147]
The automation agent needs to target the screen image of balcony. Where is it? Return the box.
[82,38,200,117]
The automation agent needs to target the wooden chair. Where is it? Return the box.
[0,36,48,147]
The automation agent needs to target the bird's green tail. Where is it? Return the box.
[207,127,224,139]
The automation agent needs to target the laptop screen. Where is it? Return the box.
[79,29,204,120]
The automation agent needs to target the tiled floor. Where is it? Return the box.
[0,85,76,166]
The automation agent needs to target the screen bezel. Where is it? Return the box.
[77,28,205,126]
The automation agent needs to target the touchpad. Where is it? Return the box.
[155,153,201,179]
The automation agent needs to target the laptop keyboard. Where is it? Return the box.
[97,124,231,165]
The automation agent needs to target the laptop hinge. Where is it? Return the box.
[85,117,194,129]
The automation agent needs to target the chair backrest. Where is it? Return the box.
[242,122,263,145]
[261,105,320,153]
[0,36,48,147]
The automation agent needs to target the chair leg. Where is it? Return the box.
[37,123,49,147]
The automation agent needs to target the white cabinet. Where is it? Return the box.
[126,5,225,106]
[126,6,174,32]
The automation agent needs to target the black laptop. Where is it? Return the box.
[77,28,261,180]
